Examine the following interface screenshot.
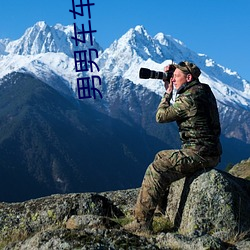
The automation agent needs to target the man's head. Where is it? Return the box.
[172,61,201,90]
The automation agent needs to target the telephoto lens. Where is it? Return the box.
[139,68,167,80]
[139,65,176,82]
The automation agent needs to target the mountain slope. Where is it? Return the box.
[0,72,168,202]
[5,21,102,57]
[97,25,250,109]
[0,22,249,201]
[96,25,250,145]
[0,21,102,94]
[1,22,249,111]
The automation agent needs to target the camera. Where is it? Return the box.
[139,65,176,82]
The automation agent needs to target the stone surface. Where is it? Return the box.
[165,169,250,241]
[65,214,120,230]
[229,158,250,180]
[156,233,226,250]
[1,169,250,249]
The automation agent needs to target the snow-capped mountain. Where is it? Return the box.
[0,22,250,146]
[5,21,102,57]
[0,21,249,201]
[97,25,250,110]
[0,21,102,94]
[1,21,249,109]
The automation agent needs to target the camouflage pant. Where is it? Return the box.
[134,149,220,223]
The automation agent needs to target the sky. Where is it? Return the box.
[0,0,250,81]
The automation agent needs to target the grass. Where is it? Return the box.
[152,216,174,234]
[225,230,250,245]
[113,214,174,235]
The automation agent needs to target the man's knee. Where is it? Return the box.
[153,150,176,170]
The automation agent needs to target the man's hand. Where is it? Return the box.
[163,65,173,94]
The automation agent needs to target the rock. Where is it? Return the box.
[165,169,250,241]
[1,169,250,249]
[100,188,140,215]
[4,228,161,250]
[0,193,124,248]
[65,214,120,230]
[235,240,250,250]
[156,232,227,250]
[229,158,250,180]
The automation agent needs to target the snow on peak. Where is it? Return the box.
[154,33,168,46]
[154,32,185,48]
[4,21,102,57]
[6,21,52,55]
[35,21,48,30]
[0,21,104,95]
[96,25,250,109]
[97,25,169,78]
[0,39,9,55]
[0,22,249,110]
[134,25,148,35]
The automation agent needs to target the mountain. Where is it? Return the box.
[0,21,102,96]
[0,72,169,202]
[95,25,250,167]
[97,26,250,105]
[4,21,102,57]
[0,21,249,201]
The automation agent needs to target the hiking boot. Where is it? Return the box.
[124,219,152,234]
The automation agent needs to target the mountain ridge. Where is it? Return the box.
[4,21,102,57]
[1,21,250,148]
[0,22,249,201]
[0,72,169,202]
[0,22,249,109]
[97,24,250,110]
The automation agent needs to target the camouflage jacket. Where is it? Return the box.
[156,80,222,157]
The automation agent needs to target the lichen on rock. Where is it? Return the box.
[166,169,250,241]
[1,168,250,249]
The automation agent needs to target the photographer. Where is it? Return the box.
[125,61,222,233]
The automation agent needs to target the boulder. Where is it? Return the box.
[229,158,250,180]
[1,169,250,249]
[165,169,250,241]
[0,193,124,248]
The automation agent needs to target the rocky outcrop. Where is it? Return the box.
[165,169,250,240]
[229,158,250,180]
[1,169,250,249]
